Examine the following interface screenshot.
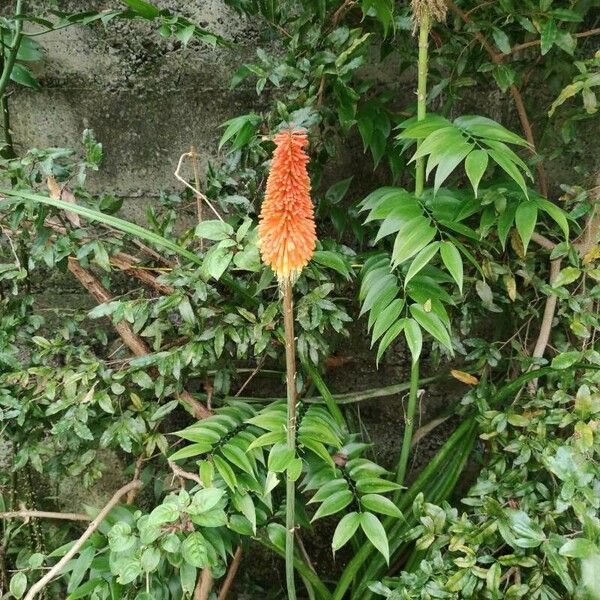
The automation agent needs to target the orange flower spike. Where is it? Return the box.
[258,129,317,283]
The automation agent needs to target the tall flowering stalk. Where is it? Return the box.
[258,128,316,600]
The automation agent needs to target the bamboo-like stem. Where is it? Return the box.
[394,359,420,492]
[282,279,297,600]
[413,10,429,198]
[394,10,429,489]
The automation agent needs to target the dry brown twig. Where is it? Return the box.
[217,546,243,600]
[0,509,90,522]
[174,152,223,223]
[23,480,142,600]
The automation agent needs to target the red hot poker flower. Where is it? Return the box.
[258,128,316,283]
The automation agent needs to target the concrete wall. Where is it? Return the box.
[11,0,261,201]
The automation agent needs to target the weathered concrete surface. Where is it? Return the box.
[10,0,262,203]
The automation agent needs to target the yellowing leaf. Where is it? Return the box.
[450,370,479,385]
[510,229,525,259]
[504,274,517,301]
[582,245,600,265]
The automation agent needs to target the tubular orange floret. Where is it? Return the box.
[258,128,316,284]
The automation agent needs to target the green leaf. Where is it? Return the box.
[560,538,598,559]
[487,149,529,198]
[404,318,422,363]
[391,218,436,267]
[180,562,196,595]
[10,63,39,89]
[541,19,558,55]
[67,547,95,593]
[405,242,440,287]
[326,177,353,204]
[376,318,406,367]
[123,0,160,18]
[268,442,295,473]
[332,512,361,552]
[140,547,161,572]
[67,579,103,600]
[492,28,511,54]
[551,351,582,370]
[213,455,237,489]
[553,267,581,288]
[169,443,212,461]
[360,494,403,518]
[311,490,353,521]
[355,478,402,494]
[440,241,463,293]
[10,572,27,599]
[181,532,208,568]
[464,150,489,197]
[312,251,351,279]
[409,304,452,351]
[190,488,224,513]
[371,298,404,344]
[148,503,179,528]
[360,512,389,563]
[195,220,234,241]
[536,199,569,239]
[515,200,538,252]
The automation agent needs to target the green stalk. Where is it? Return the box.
[394,9,430,490]
[0,0,24,102]
[394,358,419,495]
[282,279,297,600]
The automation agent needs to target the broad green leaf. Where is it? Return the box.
[464,150,489,197]
[181,532,208,568]
[404,318,422,363]
[397,114,452,139]
[560,538,598,559]
[391,218,436,267]
[195,220,234,241]
[360,512,389,563]
[10,572,27,599]
[412,127,464,160]
[67,579,103,600]
[355,478,402,494]
[10,63,39,89]
[409,304,452,351]
[440,241,463,293]
[360,494,403,518]
[311,490,353,521]
[359,274,397,316]
[148,503,179,528]
[541,19,558,55]
[405,243,440,287]
[376,318,406,367]
[492,28,511,54]
[455,115,530,147]
[515,200,538,252]
[553,267,581,288]
[332,512,361,551]
[551,351,582,370]
[190,488,224,514]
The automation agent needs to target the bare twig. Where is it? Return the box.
[23,480,142,600]
[168,460,203,488]
[174,152,224,223]
[217,546,243,600]
[0,510,89,522]
[511,27,600,55]
[190,146,204,250]
[194,567,214,600]
[126,454,145,505]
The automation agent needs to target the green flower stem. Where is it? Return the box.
[282,279,297,600]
